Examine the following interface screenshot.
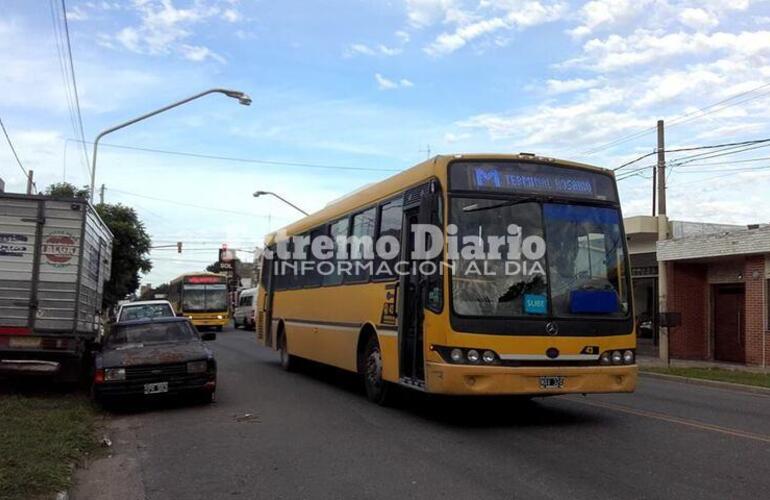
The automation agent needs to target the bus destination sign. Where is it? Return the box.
[449,161,618,202]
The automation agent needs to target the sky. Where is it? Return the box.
[2,0,770,286]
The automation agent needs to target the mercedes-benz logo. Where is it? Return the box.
[545,322,559,336]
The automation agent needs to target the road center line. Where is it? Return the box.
[563,397,770,445]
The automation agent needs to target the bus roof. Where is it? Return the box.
[263,153,611,243]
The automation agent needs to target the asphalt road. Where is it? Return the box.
[75,326,770,500]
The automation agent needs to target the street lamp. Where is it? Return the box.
[253,190,309,216]
[89,88,251,200]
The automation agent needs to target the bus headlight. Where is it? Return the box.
[623,350,635,364]
[611,351,623,365]
[217,315,223,320]
[437,346,500,365]
[600,352,611,365]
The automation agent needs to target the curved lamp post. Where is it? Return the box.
[89,88,251,200]
[253,190,309,216]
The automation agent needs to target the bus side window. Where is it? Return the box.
[307,227,326,287]
[323,217,350,287]
[346,207,376,283]
[374,197,403,281]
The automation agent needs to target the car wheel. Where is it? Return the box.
[363,336,392,405]
[278,330,296,371]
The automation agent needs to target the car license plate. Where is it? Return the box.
[144,382,168,395]
[539,376,565,390]
[9,336,41,348]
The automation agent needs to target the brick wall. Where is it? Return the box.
[667,262,709,360]
[744,256,766,365]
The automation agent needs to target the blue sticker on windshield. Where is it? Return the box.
[524,294,547,315]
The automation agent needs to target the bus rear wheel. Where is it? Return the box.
[363,336,392,405]
[278,330,296,371]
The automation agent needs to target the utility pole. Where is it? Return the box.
[26,170,34,195]
[419,144,432,159]
[99,184,105,205]
[656,119,670,365]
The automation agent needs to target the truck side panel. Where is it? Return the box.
[0,198,38,331]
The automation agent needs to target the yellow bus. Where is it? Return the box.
[256,154,636,404]
[169,272,229,331]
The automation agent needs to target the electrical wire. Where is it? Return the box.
[67,138,400,173]
[0,116,36,192]
[581,81,770,156]
[59,0,90,169]
[106,187,275,218]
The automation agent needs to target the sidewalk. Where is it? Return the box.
[638,355,770,374]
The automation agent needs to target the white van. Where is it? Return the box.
[233,287,258,329]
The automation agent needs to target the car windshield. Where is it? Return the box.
[119,303,174,322]
[107,321,198,346]
[182,284,228,312]
[450,198,629,320]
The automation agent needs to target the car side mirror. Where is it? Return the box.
[201,332,216,341]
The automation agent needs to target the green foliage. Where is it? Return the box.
[97,203,152,308]
[0,395,98,500]
[44,182,90,200]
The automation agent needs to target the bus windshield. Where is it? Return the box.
[450,198,629,320]
[183,284,228,312]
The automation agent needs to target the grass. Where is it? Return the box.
[642,366,770,389]
[0,393,99,500]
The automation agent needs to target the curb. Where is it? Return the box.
[640,371,770,396]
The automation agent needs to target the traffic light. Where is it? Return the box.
[177,241,182,254]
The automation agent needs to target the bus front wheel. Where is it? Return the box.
[363,336,392,405]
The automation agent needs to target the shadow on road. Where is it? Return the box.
[267,357,601,430]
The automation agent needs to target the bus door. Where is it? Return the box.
[258,247,276,348]
[398,181,439,385]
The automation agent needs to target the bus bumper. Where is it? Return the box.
[424,361,637,396]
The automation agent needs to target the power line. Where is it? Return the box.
[107,187,276,218]
[582,81,770,156]
[0,116,35,192]
[49,0,84,175]
[59,0,90,169]
[613,137,770,171]
[67,138,400,173]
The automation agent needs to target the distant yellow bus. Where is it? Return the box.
[256,154,637,404]
[169,272,229,331]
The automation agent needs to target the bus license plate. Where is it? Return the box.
[539,376,565,390]
[144,382,168,395]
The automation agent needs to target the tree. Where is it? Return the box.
[97,204,152,308]
[45,182,90,200]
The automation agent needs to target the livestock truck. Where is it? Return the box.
[0,193,113,382]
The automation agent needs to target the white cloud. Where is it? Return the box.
[106,0,241,63]
[405,0,457,28]
[423,1,567,56]
[563,30,770,72]
[678,8,719,31]
[347,43,403,57]
[545,77,599,95]
[568,0,648,38]
[375,73,414,90]
[180,44,226,63]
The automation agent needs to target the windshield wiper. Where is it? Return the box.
[462,196,546,214]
